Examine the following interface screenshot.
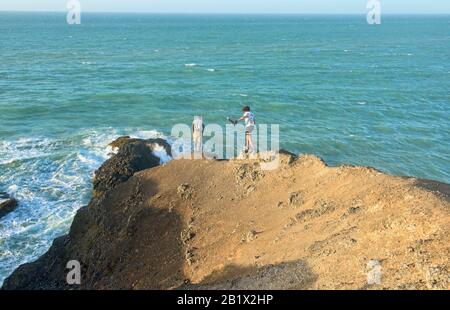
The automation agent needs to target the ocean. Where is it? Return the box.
[0,12,449,284]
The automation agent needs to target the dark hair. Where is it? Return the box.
[242,106,251,112]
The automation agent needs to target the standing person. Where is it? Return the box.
[192,116,204,156]
[238,106,256,154]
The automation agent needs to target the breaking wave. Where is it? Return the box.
[0,128,171,285]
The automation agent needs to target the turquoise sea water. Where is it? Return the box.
[0,13,449,284]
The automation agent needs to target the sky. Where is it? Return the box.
[0,0,449,14]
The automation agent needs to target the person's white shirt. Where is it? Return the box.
[243,111,255,130]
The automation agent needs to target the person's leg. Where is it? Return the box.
[245,132,250,153]
[193,132,202,157]
[194,134,199,152]
[197,135,202,154]
[247,132,254,153]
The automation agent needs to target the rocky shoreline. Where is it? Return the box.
[2,137,449,290]
[2,137,172,289]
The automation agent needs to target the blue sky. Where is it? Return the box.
[1,0,449,14]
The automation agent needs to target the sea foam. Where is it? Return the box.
[0,128,172,286]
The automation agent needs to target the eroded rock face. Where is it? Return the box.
[0,192,18,219]
[93,137,169,197]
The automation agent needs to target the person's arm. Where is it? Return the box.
[238,113,248,122]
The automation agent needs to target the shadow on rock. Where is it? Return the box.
[179,259,317,290]
[413,178,450,202]
[2,177,186,290]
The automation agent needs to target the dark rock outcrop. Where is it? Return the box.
[93,137,170,197]
[0,192,18,219]
[109,136,172,156]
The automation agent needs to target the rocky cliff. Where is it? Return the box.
[2,137,449,290]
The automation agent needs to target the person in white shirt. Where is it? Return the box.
[238,106,256,154]
[192,116,204,154]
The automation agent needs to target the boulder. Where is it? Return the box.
[93,137,170,197]
[109,136,172,157]
[0,192,18,219]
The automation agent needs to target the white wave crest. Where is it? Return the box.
[0,128,175,286]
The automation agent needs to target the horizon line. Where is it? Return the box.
[1,10,449,15]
